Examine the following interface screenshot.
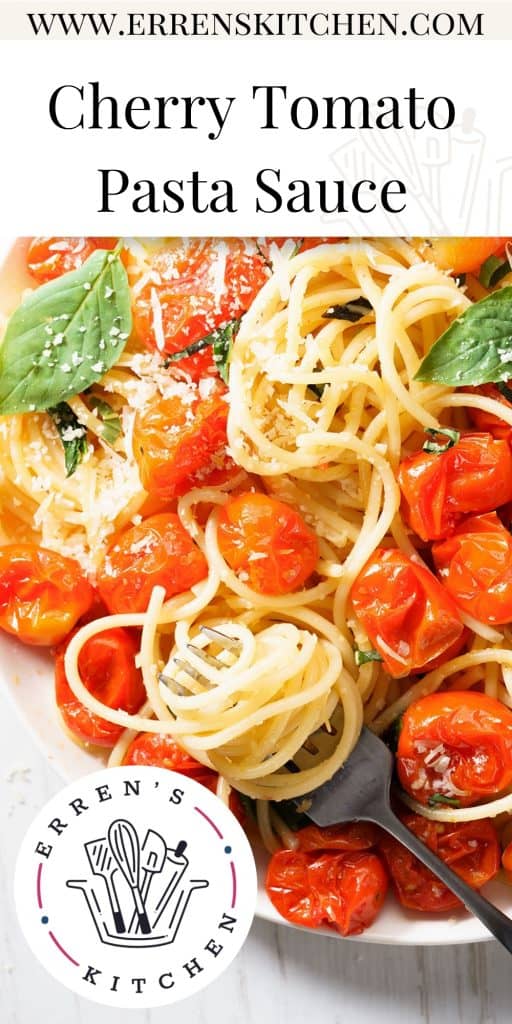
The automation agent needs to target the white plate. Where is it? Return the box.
[0,237,507,946]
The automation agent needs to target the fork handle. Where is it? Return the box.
[374,806,512,953]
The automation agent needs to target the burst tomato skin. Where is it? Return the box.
[27,237,117,282]
[433,512,512,625]
[502,841,512,874]
[55,627,145,747]
[122,732,244,822]
[294,821,379,853]
[468,383,512,440]
[414,238,510,275]
[133,387,236,500]
[266,849,388,936]
[97,513,208,614]
[397,692,512,807]
[0,544,94,646]
[350,547,464,679]
[217,493,319,596]
[398,433,512,543]
[379,811,500,912]
[132,240,268,379]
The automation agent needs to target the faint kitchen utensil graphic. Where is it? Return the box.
[84,837,125,934]
[67,821,208,949]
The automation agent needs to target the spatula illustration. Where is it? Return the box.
[84,837,125,934]
[128,829,167,933]
[108,819,151,935]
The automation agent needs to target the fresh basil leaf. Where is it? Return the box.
[0,248,131,414]
[415,287,512,387]
[165,318,241,385]
[422,426,460,454]
[323,298,373,323]
[479,255,511,289]
[49,402,88,478]
[427,794,461,808]
[89,397,122,446]
[354,647,383,666]
[384,713,403,755]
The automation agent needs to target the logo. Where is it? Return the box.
[14,767,257,1008]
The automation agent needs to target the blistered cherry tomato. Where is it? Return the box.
[502,841,512,874]
[133,386,236,500]
[350,547,464,678]
[266,849,388,936]
[397,692,512,807]
[123,732,244,822]
[379,811,500,912]
[217,492,319,595]
[294,821,379,853]
[97,513,208,614]
[27,237,117,282]
[398,433,512,542]
[55,628,145,747]
[132,240,268,379]
[468,382,512,440]
[413,238,510,275]
[433,512,512,625]
[0,544,93,646]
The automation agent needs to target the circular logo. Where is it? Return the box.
[14,766,257,1008]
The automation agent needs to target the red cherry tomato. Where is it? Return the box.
[294,821,379,853]
[132,240,269,379]
[413,238,510,275]
[350,547,464,678]
[122,732,244,822]
[97,513,208,614]
[398,433,512,542]
[55,628,145,747]
[0,544,94,646]
[133,386,237,501]
[468,382,512,440]
[266,849,388,936]
[502,841,512,874]
[27,237,117,282]
[433,512,512,625]
[397,692,512,807]
[379,810,500,912]
[217,492,319,595]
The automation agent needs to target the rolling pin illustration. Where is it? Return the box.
[151,840,189,930]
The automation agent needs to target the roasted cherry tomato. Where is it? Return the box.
[467,382,512,440]
[27,237,117,282]
[122,732,244,822]
[266,849,388,936]
[413,238,510,276]
[133,386,237,500]
[132,240,269,379]
[433,512,512,625]
[350,547,464,678]
[217,492,319,595]
[502,841,512,874]
[0,544,94,646]
[294,821,379,853]
[379,811,500,912]
[398,433,512,542]
[97,513,208,614]
[397,692,512,807]
[55,628,145,747]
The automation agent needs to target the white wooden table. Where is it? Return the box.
[1,689,511,1024]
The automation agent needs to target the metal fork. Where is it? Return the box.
[161,628,512,952]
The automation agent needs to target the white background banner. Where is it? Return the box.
[0,2,510,234]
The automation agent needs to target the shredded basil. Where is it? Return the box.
[49,402,88,478]
[427,794,461,808]
[0,247,131,414]
[495,380,512,404]
[422,426,460,454]
[354,647,383,666]
[415,287,512,388]
[89,397,121,446]
[479,255,511,289]
[164,318,241,384]
[322,298,373,323]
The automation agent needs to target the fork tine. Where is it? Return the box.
[187,644,224,669]
[158,671,188,696]
[199,625,242,654]
[173,657,210,684]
